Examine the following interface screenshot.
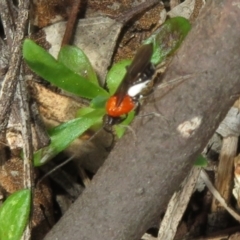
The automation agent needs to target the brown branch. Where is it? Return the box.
[61,0,82,47]
[0,0,30,134]
[17,66,34,240]
[0,38,9,78]
[115,0,161,24]
[44,1,240,239]
[0,0,16,47]
[17,66,34,188]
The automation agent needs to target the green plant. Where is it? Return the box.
[0,16,191,240]
[0,189,31,240]
[23,16,191,166]
[194,154,208,167]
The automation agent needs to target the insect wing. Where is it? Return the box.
[115,43,153,106]
[126,43,153,78]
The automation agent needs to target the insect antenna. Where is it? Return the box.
[37,155,75,185]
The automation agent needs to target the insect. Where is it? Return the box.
[104,43,155,129]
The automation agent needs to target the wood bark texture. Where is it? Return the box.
[44,1,240,239]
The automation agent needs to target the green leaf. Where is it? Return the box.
[58,46,99,85]
[23,39,108,99]
[34,109,105,166]
[114,111,135,138]
[194,155,208,167]
[106,59,131,95]
[76,106,105,131]
[143,17,191,65]
[90,95,109,109]
[0,189,31,240]
[76,107,95,117]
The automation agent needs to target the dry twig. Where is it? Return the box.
[0,0,30,134]
[61,0,82,46]
[201,170,240,222]
[158,167,201,240]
